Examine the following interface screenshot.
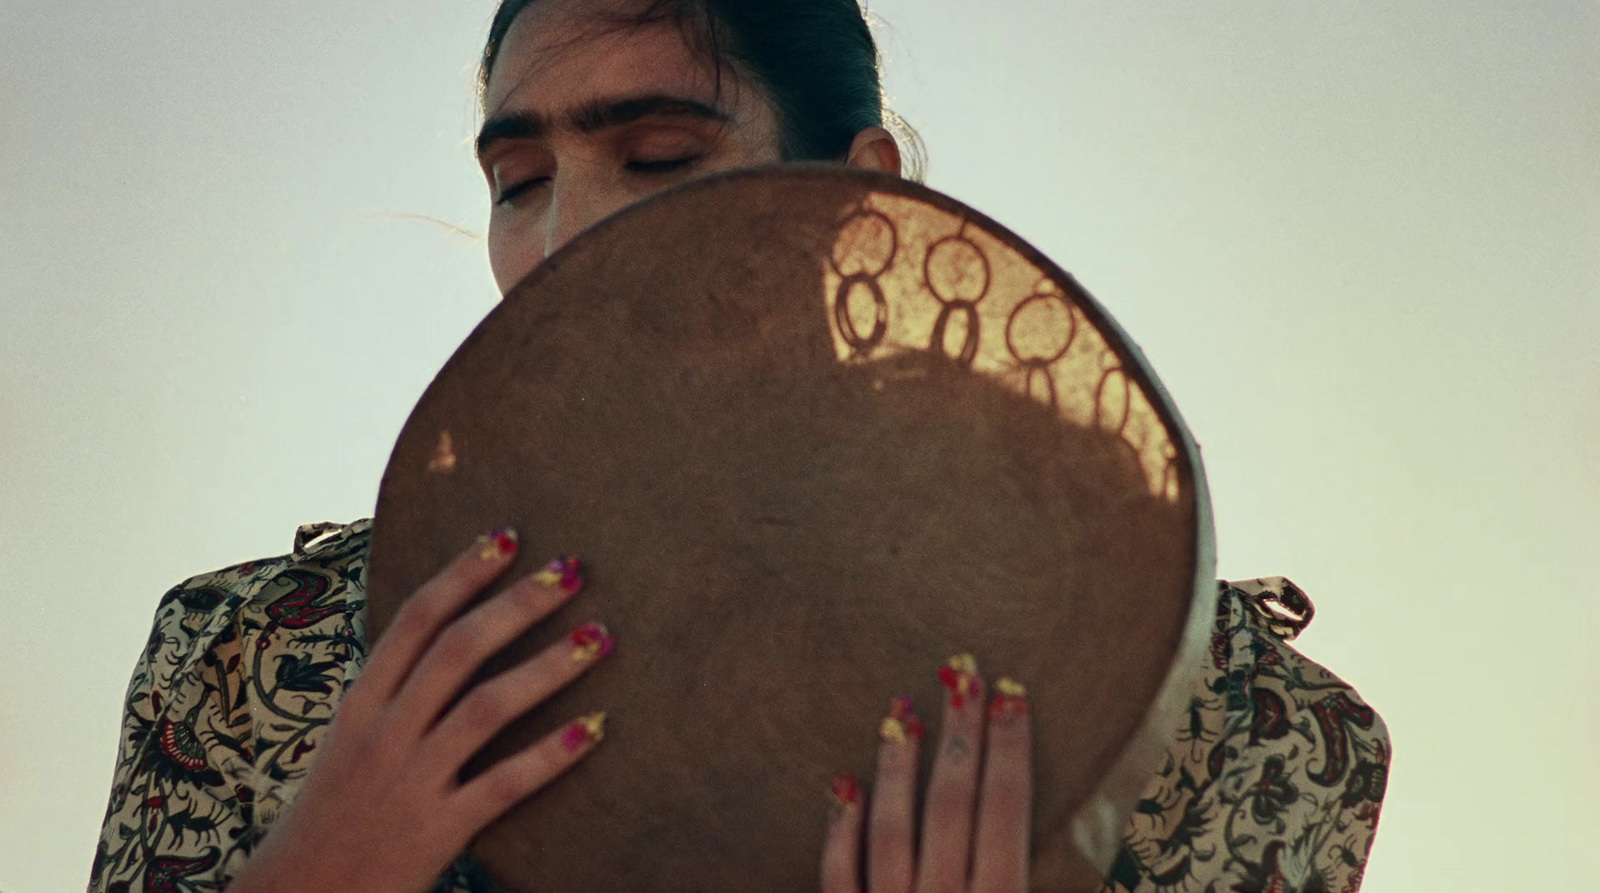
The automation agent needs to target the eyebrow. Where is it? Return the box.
[475,94,731,160]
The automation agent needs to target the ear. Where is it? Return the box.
[844,126,903,177]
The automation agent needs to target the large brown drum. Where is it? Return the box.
[366,167,1216,892]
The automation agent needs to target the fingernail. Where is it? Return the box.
[989,677,1029,723]
[570,622,615,662]
[938,653,982,709]
[560,712,607,752]
[879,695,925,744]
[534,555,584,594]
[476,527,518,560]
[828,773,862,812]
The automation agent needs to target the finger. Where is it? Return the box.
[387,555,585,732]
[358,527,524,703]
[422,620,615,772]
[819,773,865,893]
[868,696,924,893]
[452,710,609,832]
[971,679,1032,893]
[914,654,986,893]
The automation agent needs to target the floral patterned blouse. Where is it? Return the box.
[89,520,1388,893]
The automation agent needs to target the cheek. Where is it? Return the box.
[486,209,542,296]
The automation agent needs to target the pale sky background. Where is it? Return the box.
[1,1,1595,891]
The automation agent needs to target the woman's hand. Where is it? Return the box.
[229,528,612,893]
[821,656,1033,893]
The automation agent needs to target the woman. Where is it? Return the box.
[89,2,1387,892]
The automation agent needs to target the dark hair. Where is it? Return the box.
[479,0,925,179]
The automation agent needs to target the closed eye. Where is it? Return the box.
[494,176,549,206]
[627,156,701,175]
[494,156,703,206]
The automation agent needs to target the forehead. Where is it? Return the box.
[484,0,727,117]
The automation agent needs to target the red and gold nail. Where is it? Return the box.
[828,773,862,815]
[938,653,982,709]
[559,712,607,752]
[476,527,518,560]
[989,677,1029,722]
[879,695,925,744]
[534,555,584,594]
[570,621,615,662]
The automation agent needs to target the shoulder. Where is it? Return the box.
[1212,577,1391,889]
[127,517,376,727]
[242,519,374,630]
[150,521,373,623]
[139,518,378,709]
[228,521,374,824]
[92,521,376,891]
[135,521,372,666]
[1211,576,1390,803]
[124,517,376,766]
[1103,577,1390,893]
[1218,577,1390,750]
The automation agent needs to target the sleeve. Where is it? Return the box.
[89,578,260,893]
[1100,581,1390,893]
[1230,579,1390,892]
[1213,591,1390,893]
[1263,650,1390,892]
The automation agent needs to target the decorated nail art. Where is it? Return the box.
[937,653,982,709]
[879,695,925,744]
[560,712,607,752]
[828,773,862,817]
[570,622,615,662]
[534,555,585,594]
[476,527,518,560]
[989,677,1029,722]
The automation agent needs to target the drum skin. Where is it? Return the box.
[366,167,1217,892]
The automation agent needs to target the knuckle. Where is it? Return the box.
[878,747,917,777]
[871,803,914,828]
[983,744,1029,776]
[923,777,969,812]
[431,620,487,668]
[391,594,446,639]
[483,759,542,810]
[534,641,582,679]
[499,578,555,621]
[986,777,1030,807]
[335,686,380,725]
[456,683,514,730]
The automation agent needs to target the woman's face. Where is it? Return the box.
[478,0,786,294]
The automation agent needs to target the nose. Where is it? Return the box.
[543,173,628,260]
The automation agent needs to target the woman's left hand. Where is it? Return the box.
[820,656,1033,893]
